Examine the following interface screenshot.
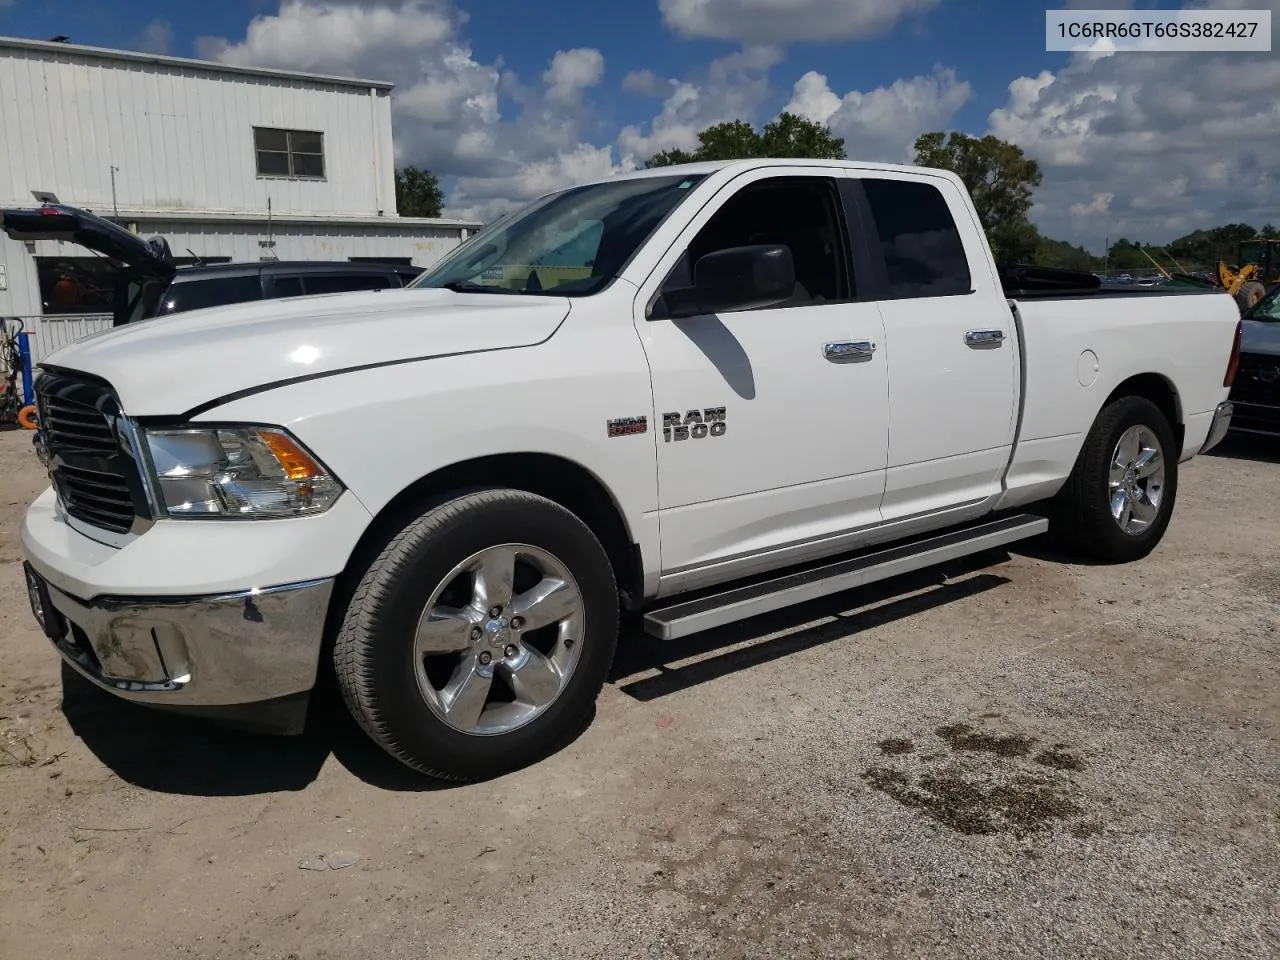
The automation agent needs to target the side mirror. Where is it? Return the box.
[661,244,796,319]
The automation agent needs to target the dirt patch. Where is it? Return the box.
[863,766,1082,837]
[935,722,1035,757]
[1035,746,1085,771]
[876,737,914,756]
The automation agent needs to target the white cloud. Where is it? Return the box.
[197,1,630,220]
[659,0,940,44]
[134,19,173,55]
[542,48,604,104]
[616,45,783,165]
[621,68,672,98]
[1070,192,1114,218]
[784,67,972,163]
[988,21,1280,245]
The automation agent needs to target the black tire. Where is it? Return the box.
[1235,280,1266,315]
[1052,396,1178,563]
[334,489,619,781]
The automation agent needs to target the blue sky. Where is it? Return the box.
[1,1,1276,245]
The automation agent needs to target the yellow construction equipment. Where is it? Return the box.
[1219,238,1280,313]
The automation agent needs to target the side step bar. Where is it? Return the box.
[642,513,1049,640]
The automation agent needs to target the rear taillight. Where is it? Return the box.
[1224,320,1242,387]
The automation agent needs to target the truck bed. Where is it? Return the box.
[998,263,1225,300]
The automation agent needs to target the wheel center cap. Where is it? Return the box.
[1124,468,1136,485]
[484,617,511,647]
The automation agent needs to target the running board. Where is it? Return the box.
[643,513,1049,640]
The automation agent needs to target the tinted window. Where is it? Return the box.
[267,275,306,298]
[303,273,393,295]
[861,179,971,298]
[157,275,263,315]
[34,256,116,315]
[679,177,851,305]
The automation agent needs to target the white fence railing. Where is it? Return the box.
[7,315,113,365]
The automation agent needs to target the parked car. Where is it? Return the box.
[1,203,422,326]
[1227,283,1280,436]
[18,159,1240,781]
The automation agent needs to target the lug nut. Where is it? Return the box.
[470,627,482,641]
[510,616,524,629]
[504,644,518,658]
[478,651,492,666]
[488,606,502,618]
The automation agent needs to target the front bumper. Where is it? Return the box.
[1199,401,1234,454]
[24,564,332,734]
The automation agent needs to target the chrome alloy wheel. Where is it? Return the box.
[1108,424,1166,535]
[413,543,585,736]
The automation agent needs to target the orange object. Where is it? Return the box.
[17,404,39,430]
[258,429,323,480]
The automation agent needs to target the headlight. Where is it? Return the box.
[144,426,343,519]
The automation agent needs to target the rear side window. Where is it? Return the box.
[303,273,394,295]
[861,178,971,298]
[157,275,263,315]
[267,275,306,298]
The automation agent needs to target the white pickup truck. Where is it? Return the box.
[16,159,1241,781]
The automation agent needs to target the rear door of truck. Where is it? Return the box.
[841,171,1019,522]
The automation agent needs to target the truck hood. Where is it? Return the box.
[1241,318,1280,357]
[42,287,570,415]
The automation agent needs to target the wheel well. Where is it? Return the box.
[342,453,643,607]
[1106,373,1184,449]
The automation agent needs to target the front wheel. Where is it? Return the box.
[1052,396,1178,563]
[334,489,619,781]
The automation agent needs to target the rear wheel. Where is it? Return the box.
[1053,396,1178,563]
[334,489,619,781]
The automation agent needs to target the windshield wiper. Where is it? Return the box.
[440,280,515,294]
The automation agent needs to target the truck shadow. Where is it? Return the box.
[610,550,1014,701]
[60,551,1015,796]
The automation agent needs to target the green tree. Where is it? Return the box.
[1034,235,1097,273]
[645,113,845,168]
[913,131,1043,264]
[395,165,444,218]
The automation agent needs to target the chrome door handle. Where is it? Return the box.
[823,341,876,364]
[964,329,1005,349]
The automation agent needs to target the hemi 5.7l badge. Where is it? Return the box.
[663,407,726,441]
[606,416,648,438]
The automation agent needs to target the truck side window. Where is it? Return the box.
[157,275,263,315]
[303,273,393,295]
[861,178,971,299]
[681,177,851,305]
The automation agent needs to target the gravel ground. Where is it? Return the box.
[0,425,1277,960]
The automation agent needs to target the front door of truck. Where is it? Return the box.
[634,168,890,592]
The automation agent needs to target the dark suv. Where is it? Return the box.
[2,203,423,327]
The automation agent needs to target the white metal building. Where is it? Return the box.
[0,36,480,361]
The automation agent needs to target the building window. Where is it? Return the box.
[254,127,325,179]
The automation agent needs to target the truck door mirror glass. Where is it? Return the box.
[662,244,796,320]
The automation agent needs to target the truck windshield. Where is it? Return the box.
[411,174,706,297]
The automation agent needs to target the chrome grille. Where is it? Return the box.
[36,371,150,535]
